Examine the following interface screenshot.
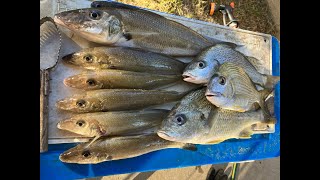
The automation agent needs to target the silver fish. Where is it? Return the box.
[62,47,185,74]
[183,44,280,88]
[54,8,213,56]
[158,88,275,144]
[59,134,196,164]
[205,63,272,116]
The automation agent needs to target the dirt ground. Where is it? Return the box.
[118,0,279,39]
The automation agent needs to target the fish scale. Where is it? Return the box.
[54,8,213,56]
[182,44,280,88]
[64,70,182,90]
[207,108,264,142]
[158,88,274,144]
[57,110,168,138]
[56,89,185,113]
[211,45,266,86]
[206,63,267,112]
[118,8,211,47]
[63,47,185,74]
[59,134,195,164]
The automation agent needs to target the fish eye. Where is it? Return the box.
[86,79,96,86]
[82,150,91,158]
[219,76,226,85]
[89,11,101,20]
[83,55,93,63]
[174,114,186,125]
[198,61,206,69]
[76,100,86,108]
[76,120,85,127]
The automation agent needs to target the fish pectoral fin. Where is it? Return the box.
[182,143,197,151]
[85,135,101,148]
[258,89,276,123]
[250,102,260,111]
[217,42,239,49]
[204,139,225,144]
[239,129,253,139]
[123,32,160,40]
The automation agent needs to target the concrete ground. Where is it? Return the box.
[86,157,279,180]
[87,1,280,179]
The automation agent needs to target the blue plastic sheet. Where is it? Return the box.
[40,37,280,180]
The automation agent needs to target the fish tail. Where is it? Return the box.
[264,75,280,89]
[259,89,274,123]
[265,116,277,125]
[259,89,273,101]
[182,143,197,151]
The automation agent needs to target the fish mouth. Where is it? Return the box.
[59,151,73,163]
[53,15,67,27]
[182,72,196,82]
[63,77,75,87]
[205,91,221,97]
[62,53,75,64]
[157,131,175,141]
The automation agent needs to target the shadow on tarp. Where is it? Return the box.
[61,163,90,177]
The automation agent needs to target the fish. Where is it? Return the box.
[53,7,213,56]
[91,1,141,10]
[205,63,273,117]
[57,109,168,145]
[62,47,185,74]
[157,88,215,143]
[56,89,185,113]
[63,69,182,90]
[183,44,280,89]
[59,134,196,164]
[157,88,275,144]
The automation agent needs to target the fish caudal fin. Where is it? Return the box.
[260,89,273,101]
[264,75,280,89]
[258,89,277,125]
[182,143,197,151]
[265,116,277,125]
[259,89,274,122]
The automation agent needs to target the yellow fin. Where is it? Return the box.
[239,129,253,139]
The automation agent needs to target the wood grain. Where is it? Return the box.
[40,70,49,153]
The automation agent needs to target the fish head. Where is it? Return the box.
[205,73,234,107]
[64,73,104,90]
[157,103,208,143]
[54,8,123,44]
[59,144,111,164]
[182,59,219,84]
[57,116,105,137]
[62,48,111,69]
[56,96,102,113]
